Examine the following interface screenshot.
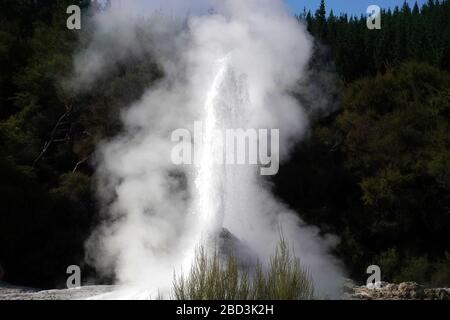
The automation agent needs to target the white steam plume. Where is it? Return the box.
[75,0,345,298]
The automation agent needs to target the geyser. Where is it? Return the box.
[76,0,345,299]
[193,56,231,246]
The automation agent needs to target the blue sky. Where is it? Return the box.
[284,0,428,16]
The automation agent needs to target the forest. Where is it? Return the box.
[0,0,449,288]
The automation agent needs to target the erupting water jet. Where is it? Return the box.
[81,0,345,299]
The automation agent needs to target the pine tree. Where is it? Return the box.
[314,0,327,40]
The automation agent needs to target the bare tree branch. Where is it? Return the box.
[72,156,90,173]
[32,103,73,168]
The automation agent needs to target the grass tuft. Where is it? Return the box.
[173,237,314,300]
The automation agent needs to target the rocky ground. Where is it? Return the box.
[0,281,118,300]
[1,280,449,300]
[343,279,450,300]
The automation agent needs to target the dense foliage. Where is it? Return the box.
[301,0,450,81]
[0,0,449,288]
[0,0,161,287]
[275,0,450,285]
[173,239,314,300]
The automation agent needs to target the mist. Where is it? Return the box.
[74,0,346,298]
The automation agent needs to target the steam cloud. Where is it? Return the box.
[74,0,346,298]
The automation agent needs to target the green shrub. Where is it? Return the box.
[173,238,314,300]
[376,250,450,287]
[430,253,450,287]
[394,256,431,285]
[375,248,401,282]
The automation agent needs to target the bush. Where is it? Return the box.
[375,249,450,287]
[173,238,314,300]
[395,256,432,285]
[430,253,450,287]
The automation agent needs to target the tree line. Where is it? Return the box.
[275,0,450,285]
